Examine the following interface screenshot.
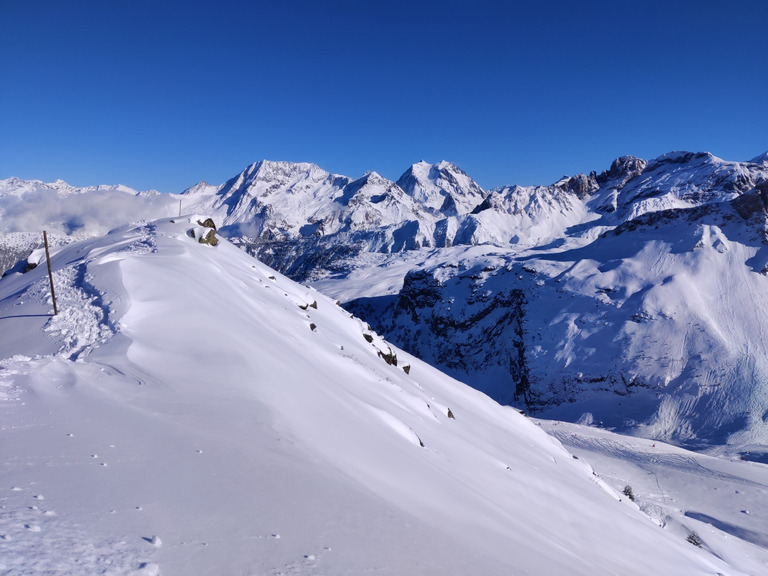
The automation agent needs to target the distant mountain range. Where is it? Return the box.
[3,150,768,447]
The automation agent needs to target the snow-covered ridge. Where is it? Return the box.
[0,218,757,575]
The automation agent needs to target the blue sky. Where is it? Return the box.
[1,0,766,193]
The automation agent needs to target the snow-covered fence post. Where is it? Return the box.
[43,230,58,315]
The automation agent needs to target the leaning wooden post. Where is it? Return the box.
[43,230,58,315]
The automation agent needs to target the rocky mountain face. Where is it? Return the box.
[3,152,768,446]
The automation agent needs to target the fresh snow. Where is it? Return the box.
[1,218,760,575]
[539,419,768,576]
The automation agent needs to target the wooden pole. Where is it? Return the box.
[43,231,58,315]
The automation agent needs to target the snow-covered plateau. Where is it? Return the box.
[1,218,766,575]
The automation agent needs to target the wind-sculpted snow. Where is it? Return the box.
[0,219,749,575]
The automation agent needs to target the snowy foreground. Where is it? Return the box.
[1,219,766,575]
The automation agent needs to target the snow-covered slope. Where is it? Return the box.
[0,219,750,576]
[538,419,768,576]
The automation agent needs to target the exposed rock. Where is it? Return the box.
[597,155,647,186]
[197,217,217,230]
[377,347,397,366]
[199,228,219,246]
[187,225,220,246]
[732,184,768,220]
[553,172,599,198]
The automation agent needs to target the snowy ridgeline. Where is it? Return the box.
[1,218,766,575]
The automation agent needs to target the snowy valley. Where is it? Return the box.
[1,152,768,575]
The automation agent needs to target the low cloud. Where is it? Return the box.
[0,188,180,236]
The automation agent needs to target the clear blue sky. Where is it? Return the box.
[1,0,766,193]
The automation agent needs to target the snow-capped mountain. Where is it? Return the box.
[5,218,760,575]
[396,160,486,216]
[2,151,768,450]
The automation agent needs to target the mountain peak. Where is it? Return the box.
[396,160,485,216]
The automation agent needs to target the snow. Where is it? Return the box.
[540,419,768,576]
[1,218,757,575]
